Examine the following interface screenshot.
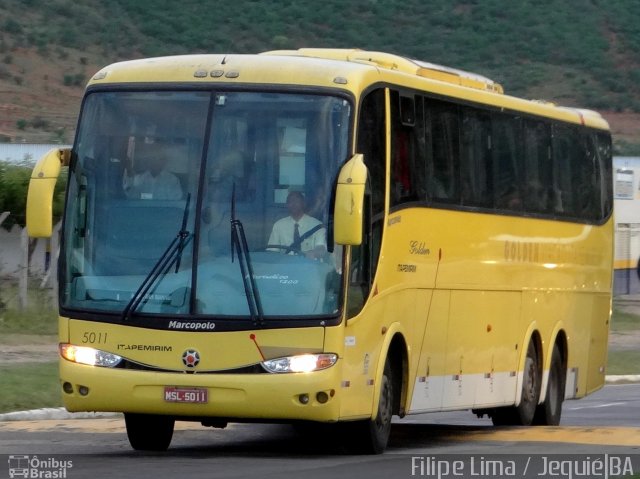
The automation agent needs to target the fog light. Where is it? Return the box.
[316,391,329,404]
[62,382,73,394]
[78,386,89,396]
[299,393,309,404]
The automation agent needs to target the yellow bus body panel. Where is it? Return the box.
[339,206,612,415]
[26,148,68,238]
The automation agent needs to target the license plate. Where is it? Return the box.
[164,387,208,404]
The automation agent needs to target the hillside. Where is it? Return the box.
[2,0,640,152]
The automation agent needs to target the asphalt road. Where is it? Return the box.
[1,384,639,479]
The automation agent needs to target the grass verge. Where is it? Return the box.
[0,362,61,414]
[0,281,57,336]
[606,350,640,375]
[610,308,640,332]
[0,308,57,336]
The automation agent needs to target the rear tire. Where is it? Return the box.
[491,340,540,426]
[533,343,565,425]
[124,413,175,451]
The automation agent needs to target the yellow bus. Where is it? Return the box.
[27,49,613,454]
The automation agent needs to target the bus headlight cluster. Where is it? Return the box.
[261,353,338,373]
[59,344,122,368]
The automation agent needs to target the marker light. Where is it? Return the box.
[261,353,338,374]
[59,344,122,368]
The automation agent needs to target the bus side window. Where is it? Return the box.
[576,132,601,221]
[358,89,386,215]
[596,132,613,220]
[460,107,492,208]
[523,120,552,214]
[427,99,460,203]
[492,114,523,211]
[349,88,386,317]
[552,126,578,218]
[390,90,424,206]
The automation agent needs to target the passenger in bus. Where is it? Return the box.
[267,191,326,259]
[524,180,548,212]
[428,175,447,199]
[124,151,183,200]
[498,185,523,210]
[548,186,564,213]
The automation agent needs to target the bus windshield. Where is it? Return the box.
[61,90,351,322]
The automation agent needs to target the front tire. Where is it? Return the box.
[492,340,541,426]
[124,413,175,451]
[344,359,394,454]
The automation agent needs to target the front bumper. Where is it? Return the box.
[60,359,341,422]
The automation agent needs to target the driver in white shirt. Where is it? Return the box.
[267,191,325,259]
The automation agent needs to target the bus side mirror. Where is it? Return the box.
[26,148,70,238]
[334,154,367,245]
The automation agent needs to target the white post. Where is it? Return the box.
[51,221,61,306]
[0,211,9,226]
[19,227,28,309]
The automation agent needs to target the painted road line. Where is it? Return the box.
[446,427,640,447]
[0,417,234,433]
[567,402,627,410]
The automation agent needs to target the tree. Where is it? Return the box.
[0,161,31,230]
[0,160,67,231]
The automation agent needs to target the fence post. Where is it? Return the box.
[19,227,28,309]
[51,221,61,305]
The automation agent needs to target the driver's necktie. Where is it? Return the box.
[293,223,301,252]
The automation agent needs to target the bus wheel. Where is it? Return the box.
[533,343,565,425]
[124,413,175,451]
[492,340,540,426]
[345,358,394,454]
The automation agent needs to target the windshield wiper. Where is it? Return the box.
[230,183,264,326]
[122,194,192,321]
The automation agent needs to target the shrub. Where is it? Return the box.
[0,64,10,80]
[3,19,23,35]
[30,116,49,130]
[63,72,85,87]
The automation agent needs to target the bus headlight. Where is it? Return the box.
[59,344,122,368]
[261,353,338,373]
